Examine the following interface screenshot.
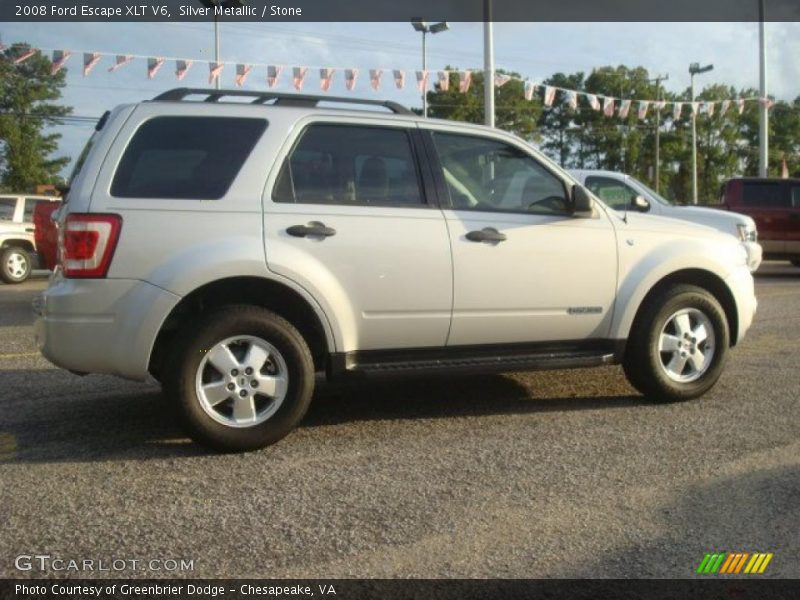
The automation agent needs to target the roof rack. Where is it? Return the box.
[151,88,415,116]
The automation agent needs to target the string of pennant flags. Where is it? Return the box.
[2,43,776,120]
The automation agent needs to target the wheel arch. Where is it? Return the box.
[1,238,35,252]
[148,276,335,379]
[617,268,739,348]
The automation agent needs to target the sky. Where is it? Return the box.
[2,20,799,175]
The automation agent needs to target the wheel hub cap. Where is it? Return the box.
[195,335,289,428]
[657,308,715,383]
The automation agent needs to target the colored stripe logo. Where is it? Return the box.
[696,552,773,574]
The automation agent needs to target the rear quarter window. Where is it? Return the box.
[111,116,267,199]
[0,197,16,221]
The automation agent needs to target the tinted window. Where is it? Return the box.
[432,133,568,215]
[24,199,46,222]
[273,124,424,206]
[741,182,788,208]
[0,198,16,221]
[111,117,267,199]
[585,176,638,210]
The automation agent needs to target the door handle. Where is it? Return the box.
[466,227,507,243]
[25,227,35,233]
[287,222,337,238]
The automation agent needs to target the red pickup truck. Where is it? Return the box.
[718,177,800,267]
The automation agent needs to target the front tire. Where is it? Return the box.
[1,246,32,284]
[166,305,315,451]
[623,285,729,402]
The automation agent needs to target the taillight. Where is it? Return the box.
[59,214,122,278]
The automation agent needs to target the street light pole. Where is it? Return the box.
[198,0,245,90]
[411,19,449,118]
[483,0,494,127]
[689,62,713,204]
[758,0,769,176]
[649,73,668,193]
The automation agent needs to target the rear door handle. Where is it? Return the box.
[466,227,507,243]
[25,227,35,233]
[287,222,337,238]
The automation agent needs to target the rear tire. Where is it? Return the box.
[1,246,32,284]
[623,285,729,402]
[165,305,315,451]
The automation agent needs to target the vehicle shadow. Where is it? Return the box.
[0,369,645,464]
[566,464,800,581]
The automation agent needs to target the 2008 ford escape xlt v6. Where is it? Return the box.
[34,88,757,451]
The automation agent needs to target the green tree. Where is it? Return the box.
[0,44,72,191]
[426,68,542,140]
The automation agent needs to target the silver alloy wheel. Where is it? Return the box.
[4,251,28,280]
[657,308,716,383]
[195,335,289,428]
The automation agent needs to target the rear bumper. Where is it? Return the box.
[33,276,180,380]
[725,266,757,345]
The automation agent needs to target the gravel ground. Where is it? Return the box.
[1,265,798,579]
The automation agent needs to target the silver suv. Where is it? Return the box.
[35,88,757,451]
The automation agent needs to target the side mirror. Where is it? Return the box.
[633,195,650,212]
[571,184,594,217]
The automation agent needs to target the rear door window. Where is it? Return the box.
[272,124,425,206]
[111,116,267,199]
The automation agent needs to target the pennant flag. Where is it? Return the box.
[736,98,745,114]
[565,90,578,110]
[369,69,382,91]
[416,70,429,92]
[50,50,72,75]
[586,93,601,111]
[147,57,165,79]
[759,97,775,109]
[689,102,701,118]
[175,59,192,81]
[705,102,715,116]
[319,67,335,92]
[524,80,536,101]
[0,41,4,51]
[108,54,133,72]
[393,69,405,90]
[637,101,649,120]
[719,100,731,117]
[619,99,632,118]
[207,61,223,84]
[494,73,512,88]
[458,71,472,93]
[543,86,556,107]
[82,52,101,77]
[653,100,666,111]
[267,65,283,88]
[781,159,789,178]
[603,96,615,117]
[437,71,450,92]
[345,68,358,91]
[235,64,252,87]
[293,67,308,91]
[673,102,683,120]
[13,47,38,64]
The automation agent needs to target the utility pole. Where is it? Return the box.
[649,73,669,193]
[689,62,713,204]
[758,0,769,176]
[483,0,494,127]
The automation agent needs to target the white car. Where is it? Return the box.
[35,88,757,451]
[570,169,762,272]
[0,194,60,283]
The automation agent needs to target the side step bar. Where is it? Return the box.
[330,348,618,379]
